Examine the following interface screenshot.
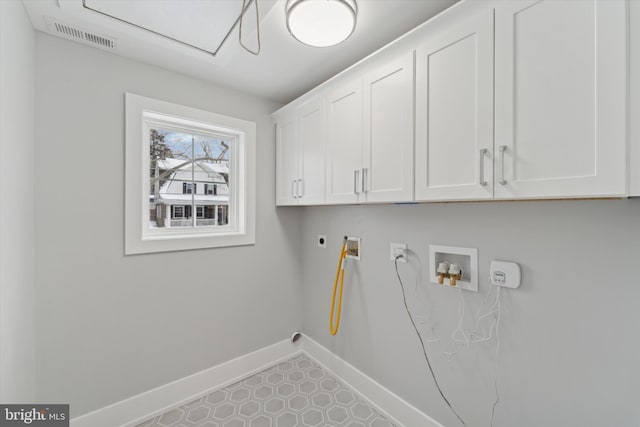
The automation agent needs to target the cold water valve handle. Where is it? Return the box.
[448,264,462,287]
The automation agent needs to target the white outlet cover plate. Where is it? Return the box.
[390,243,407,262]
[490,260,521,288]
[317,234,327,248]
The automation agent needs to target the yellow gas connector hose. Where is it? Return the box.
[329,238,348,335]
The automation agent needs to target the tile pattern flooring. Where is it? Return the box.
[135,354,396,427]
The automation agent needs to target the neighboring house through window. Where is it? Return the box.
[125,93,256,254]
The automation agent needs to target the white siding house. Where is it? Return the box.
[151,158,229,228]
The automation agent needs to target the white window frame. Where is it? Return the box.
[125,93,256,254]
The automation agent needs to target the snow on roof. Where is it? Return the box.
[157,158,229,174]
[200,162,229,174]
[157,158,186,170]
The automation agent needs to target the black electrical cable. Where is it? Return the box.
[394,255,467,427]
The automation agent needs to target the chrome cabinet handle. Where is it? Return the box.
[362,168,368,193]
[354,170,360,194]
[479,148,488,187]
[498,145,507,185]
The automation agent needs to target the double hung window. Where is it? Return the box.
[125,94,256,254]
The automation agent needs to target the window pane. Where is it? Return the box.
[192,134,230,227]
[149,127,230,229]
[149,128,194,228]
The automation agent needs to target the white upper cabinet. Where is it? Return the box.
[363,53,415,203]
[275,113,298,206]
[275,97,326,206]
[326,54,415,204]
[494,0,627,199]
[298,98,326,205]
[415,10,494,201]
[275,0,631,206]
[326,80,363,204]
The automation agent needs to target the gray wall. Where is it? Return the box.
[0,0,36,402]
[34,33,302,417]
[31,7,640,426]
[301,200,640,427]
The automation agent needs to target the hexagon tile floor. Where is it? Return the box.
[135,354,397,427]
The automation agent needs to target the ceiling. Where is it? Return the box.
[23,0,458,104]
[82,0,257,55]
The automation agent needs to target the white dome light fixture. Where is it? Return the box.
[286,0,358,48]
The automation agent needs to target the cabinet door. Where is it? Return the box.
[415,10,494,201]
[326,80,363,204]
[363,53,415,203]
[298,98,326,205]
[275,114,299,206]
[495,0,627,199]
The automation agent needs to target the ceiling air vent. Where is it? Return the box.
[45,17,117,50]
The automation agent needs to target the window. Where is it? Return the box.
[172,206,185,219]
[125,93,256,254]
[183,182,196,194]
[205,183,217,195]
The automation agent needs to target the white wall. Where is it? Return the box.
[301,200,640,427]
[34,33,302,417]
[0,0,36,403]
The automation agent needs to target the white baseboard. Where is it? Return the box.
[301,335,443,427]
[70,339,301,427]
[70,334,441,427]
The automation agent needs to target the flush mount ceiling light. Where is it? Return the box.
[286,0,358,48]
